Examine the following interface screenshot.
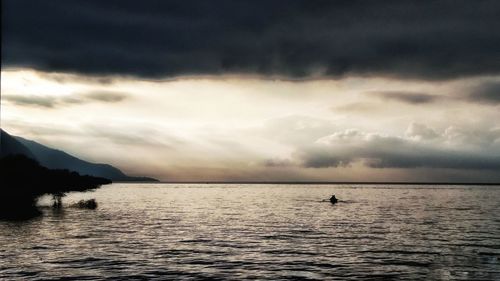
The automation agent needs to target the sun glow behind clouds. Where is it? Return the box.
[2,69,500,182]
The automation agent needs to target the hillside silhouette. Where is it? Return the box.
[0,154,111,219]
[0,129,36,159]
[1,129,158,182]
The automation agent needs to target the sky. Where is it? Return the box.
[2,0,500,182]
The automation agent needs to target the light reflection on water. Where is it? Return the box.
[1,184,499,280]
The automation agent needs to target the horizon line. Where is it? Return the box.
[118,181,500,186]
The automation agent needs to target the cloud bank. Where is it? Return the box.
[466,81,500,104]
[370,91,441,104]
[3,0,500,80]
[2,91,128,108]
[294,127,500,170]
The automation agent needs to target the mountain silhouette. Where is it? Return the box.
[0,130,36,159]
[1,129,157,182]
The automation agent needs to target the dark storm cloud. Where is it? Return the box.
[2,0,500,80]
[467,81,500,104]
[370,91,441,104]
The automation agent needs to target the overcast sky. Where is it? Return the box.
[2,1,500,182]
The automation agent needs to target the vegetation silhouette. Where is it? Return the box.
[0,155,111,220]
[71,199,98,209]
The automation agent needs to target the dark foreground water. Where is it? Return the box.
[1,184,499,280]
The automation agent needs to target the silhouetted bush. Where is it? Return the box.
[72,199,98,209]
[0,155,111,219]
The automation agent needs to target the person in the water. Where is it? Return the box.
[330,195,338,204]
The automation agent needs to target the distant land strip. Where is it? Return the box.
[142,181,500,186]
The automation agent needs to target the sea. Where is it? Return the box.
[1,184,499,280]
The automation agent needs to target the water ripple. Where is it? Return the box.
[1,184,500,280]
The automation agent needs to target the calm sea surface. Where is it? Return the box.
[1,184,499,280]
